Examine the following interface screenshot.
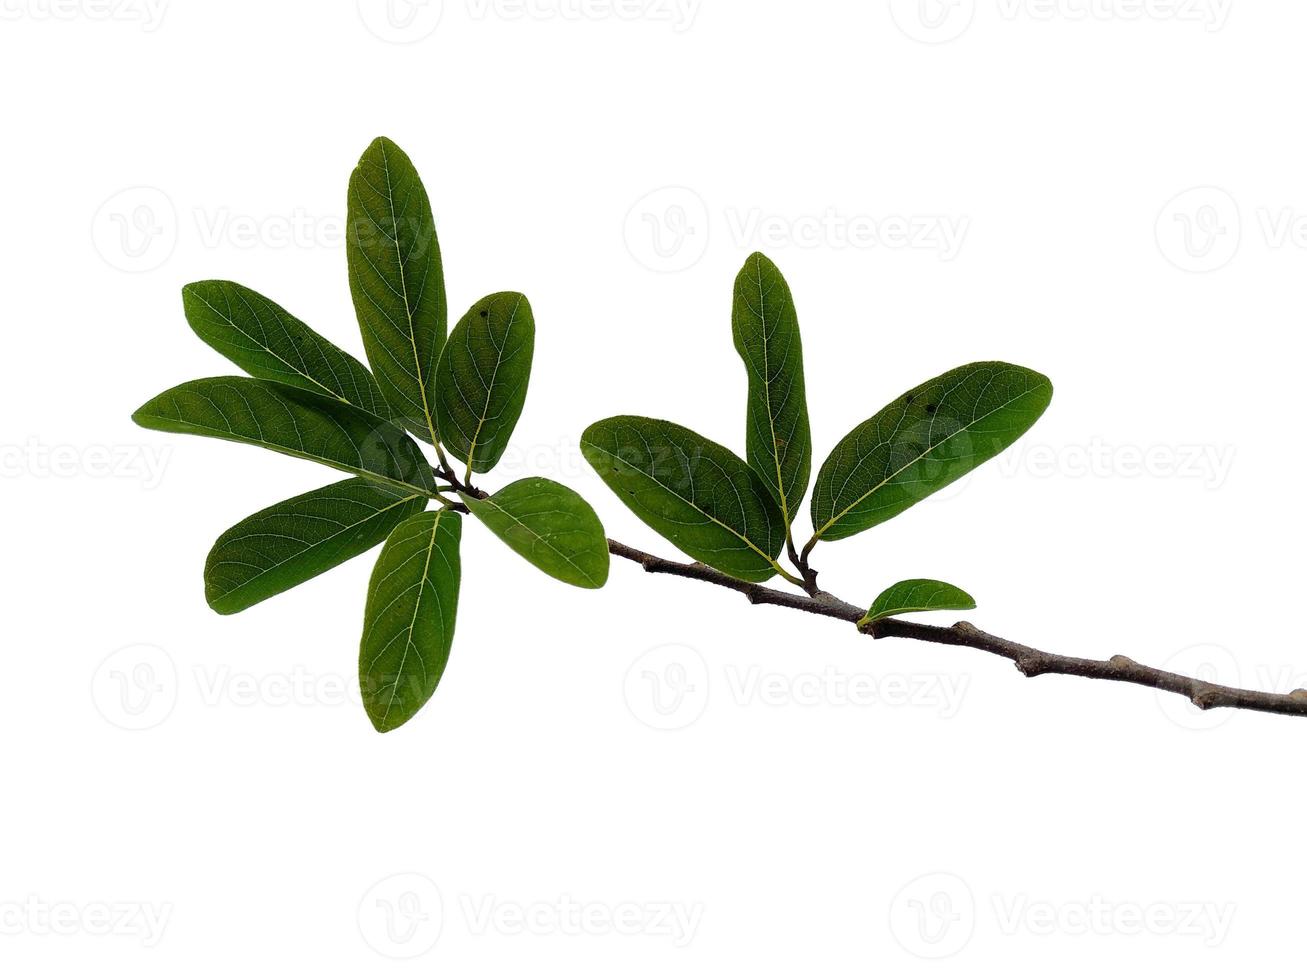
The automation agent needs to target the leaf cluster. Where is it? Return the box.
[135,138,608,732]
[135,139,1052,732]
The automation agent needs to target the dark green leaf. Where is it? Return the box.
[347,136,446,444]
[434,292,535,474]
[859,579,976,627]
[205,478,427,615]
[182,280,390,418]
[131,376,436,496]
[581,416,785,583]
[460,478,609,589]
[733,252,811,528]
[360,510,462,733]
[810,362,1052,542]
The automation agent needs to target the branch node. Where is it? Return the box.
[1190,685,1221,710]
[1014,653,1048,677]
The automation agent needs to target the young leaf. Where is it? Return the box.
[360,510,462,733]
[460,477,609,589]
[182,280,390,419]
[858,579,976,627]
[810,362,1052,543]
[131,376,436,496]
[733,252,811,528]
[581,416,785,583]
[434,292,535,474]
[347,136,446,445]
[204,478,427,615]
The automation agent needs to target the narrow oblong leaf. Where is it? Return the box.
[581,416,785,583]
[205,478,427,615]
[810,362,1052,542]
[733,252,811,527]
[182,280,390,418]
[131,376,436,496]
[858,579,976,627]
[434,292,535,473]
[347,136,446,444]
[360,510,462,732]
[460,477,609,589]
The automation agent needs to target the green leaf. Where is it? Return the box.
[858,579,976,627]
[460,478,609,589]
[205,478,427,615]
[360,510,462,733]
[733,252,811,528]
[181,280,390,419]
[434,292,535,474]
[581,416,785,583]
[347,136,446,445]
[131,376,436,496]
[810,362,1052,543]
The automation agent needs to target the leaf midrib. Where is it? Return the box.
[464,294,524,471]
[582,437,777,569]
[382,511,444,728]
[379,141,441,448]
[752,257,792,527]
[469,492,598,586]
[814,380,1047,539]
[190,288,355,406]
[211,492,422,603]
[133,410,434,499]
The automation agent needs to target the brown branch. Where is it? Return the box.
[607,539,1307,720]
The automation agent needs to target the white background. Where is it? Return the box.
[0,0,1301,975]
